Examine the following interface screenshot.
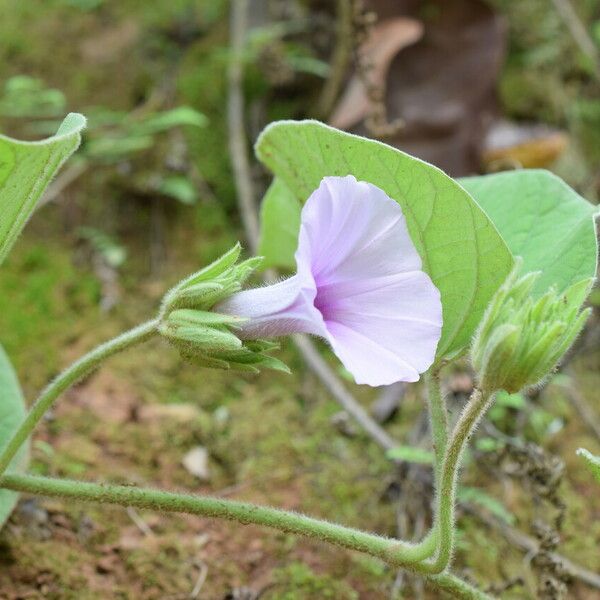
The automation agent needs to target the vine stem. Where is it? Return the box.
[0,473,438,567]
[0,473,494,598]
[0,319,159,477]
[428,571,495,600]
[426,370,448,479]
[0,295,493,597]
[422,387,495,574]
[413,370,449,558]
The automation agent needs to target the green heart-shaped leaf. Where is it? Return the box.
[258,178,301,270]
[255,120,514,361]
[460,170,598,305]
[0,113,86,266]
[0,344,29,528]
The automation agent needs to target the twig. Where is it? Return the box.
[150,196,166,276]
[92,253,121,313]
[292,334,399,451]
[463,503,600,591]
[126,506,154,537]
[318,0,354,118]
[390,570,405,600]
[228,0,260,252]
[189,560,208,599]
[550,0,600,76]
[372,382,405,423]
[562,376,600,442]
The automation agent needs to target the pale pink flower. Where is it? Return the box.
[217,175,442,386]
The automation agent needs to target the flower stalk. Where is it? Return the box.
[0,319,159,478]
[425,370,448,481]
[423,387,495,574]
[411,370,449,561]
[401,384,495,576]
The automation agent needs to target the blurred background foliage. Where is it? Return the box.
[0,1,599,598]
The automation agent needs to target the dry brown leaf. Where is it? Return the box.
[337,0,507,176]
[330,17,424,130]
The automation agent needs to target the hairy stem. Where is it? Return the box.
[422,388,494,574]
[0,473,442,568]
[408,370,448,560]
[0,320,159,476]
[428,571,495,599]
[426,369,448,482]
[1,473,494,597]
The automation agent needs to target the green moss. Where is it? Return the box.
[0,236,101,395]
[265,562,359,600]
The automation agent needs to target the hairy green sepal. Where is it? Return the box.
[159,244,289,374]
[472,261,592,393]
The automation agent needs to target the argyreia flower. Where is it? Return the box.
[217,175,442,386]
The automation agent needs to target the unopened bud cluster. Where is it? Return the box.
[158,244,289,374]
[471,260,591,393]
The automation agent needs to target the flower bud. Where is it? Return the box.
[471,260,592,393]
[160,243,263,313]
[158,245,289,374]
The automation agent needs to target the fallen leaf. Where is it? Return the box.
[336,0,507,176]
[330,17,424,129]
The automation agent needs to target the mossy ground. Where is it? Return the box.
[1,1,599,599]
